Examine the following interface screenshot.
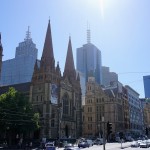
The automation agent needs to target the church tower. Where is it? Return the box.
[0,33,3,79]
[30,20,82,139]
[59,37,82,138]
[30,20,61,139]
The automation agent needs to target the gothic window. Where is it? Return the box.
[63,94,69,115]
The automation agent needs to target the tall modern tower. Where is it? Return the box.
[143,75,150,98]
[0,27,38,85]
[76,29,102,84]
[0,33,3,79]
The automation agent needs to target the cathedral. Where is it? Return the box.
[30,20,82,139]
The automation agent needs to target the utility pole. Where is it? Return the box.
[102,117,105,150]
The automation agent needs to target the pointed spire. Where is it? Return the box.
[41,20,55,68]
[63,36,76,79]
[56,61,61,75]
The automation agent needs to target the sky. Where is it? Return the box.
[1,0,150,98]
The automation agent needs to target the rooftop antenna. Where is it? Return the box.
[87,21,91,44]
[25,26,31,40]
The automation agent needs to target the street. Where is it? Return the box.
[55,142,132,150]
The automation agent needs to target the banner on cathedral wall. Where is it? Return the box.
[50,84,58,104]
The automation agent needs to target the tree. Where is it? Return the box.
[0,87,40,144]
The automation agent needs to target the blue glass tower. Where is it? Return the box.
[143,75,150,98]
[0,27,38,85]
[76,43,102,85]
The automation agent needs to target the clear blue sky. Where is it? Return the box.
[1,0,150,98]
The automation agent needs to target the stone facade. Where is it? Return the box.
[30,20,82,139]
[83,78,127,140]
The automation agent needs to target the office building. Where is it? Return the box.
[102,66,118,87]
[0,27,38,85]
[143,75,150,98]
[76,30,102,85]
[125,85,143,136]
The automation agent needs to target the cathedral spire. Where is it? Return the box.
[41,20,55,68]
[63,36,76,79]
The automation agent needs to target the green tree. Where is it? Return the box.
[0,87,40,144]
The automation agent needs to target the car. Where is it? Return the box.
[45,142,56,150]
[146,139,150,147]
[131,141,139,147]
[86,139,93,146]
[64,143,73,150]
[140,141,149,148]
[64,147,80,150]
[78,141,89,148]
[137,140,142,145]
[93,138,103,145]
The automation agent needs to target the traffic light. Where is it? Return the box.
[107,121,112,135]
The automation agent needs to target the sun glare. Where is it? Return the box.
[86,0,105,18]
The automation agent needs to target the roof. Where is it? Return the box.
[0,82,31,95]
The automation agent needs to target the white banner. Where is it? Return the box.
[50,84,58,104]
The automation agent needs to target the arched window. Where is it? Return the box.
[63,94,69,115]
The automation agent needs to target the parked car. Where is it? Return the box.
[86,139,93,146]
[140,141,149,148]
[131,141,139,147]
[93,138,103,145]
[78,141,89,148]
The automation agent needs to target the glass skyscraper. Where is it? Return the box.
[0,27,38,85]
[143,75,150,98]
[76,43,102,85]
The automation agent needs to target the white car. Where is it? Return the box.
[131,141,139,147]
[140,141,149,148]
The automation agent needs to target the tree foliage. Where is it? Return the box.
[0,87,40,136]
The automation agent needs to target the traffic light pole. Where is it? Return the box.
[102,117,105,150]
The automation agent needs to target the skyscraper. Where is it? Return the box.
[143,75,150,98]
[0,27,38,85]
[76,29,102,85]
